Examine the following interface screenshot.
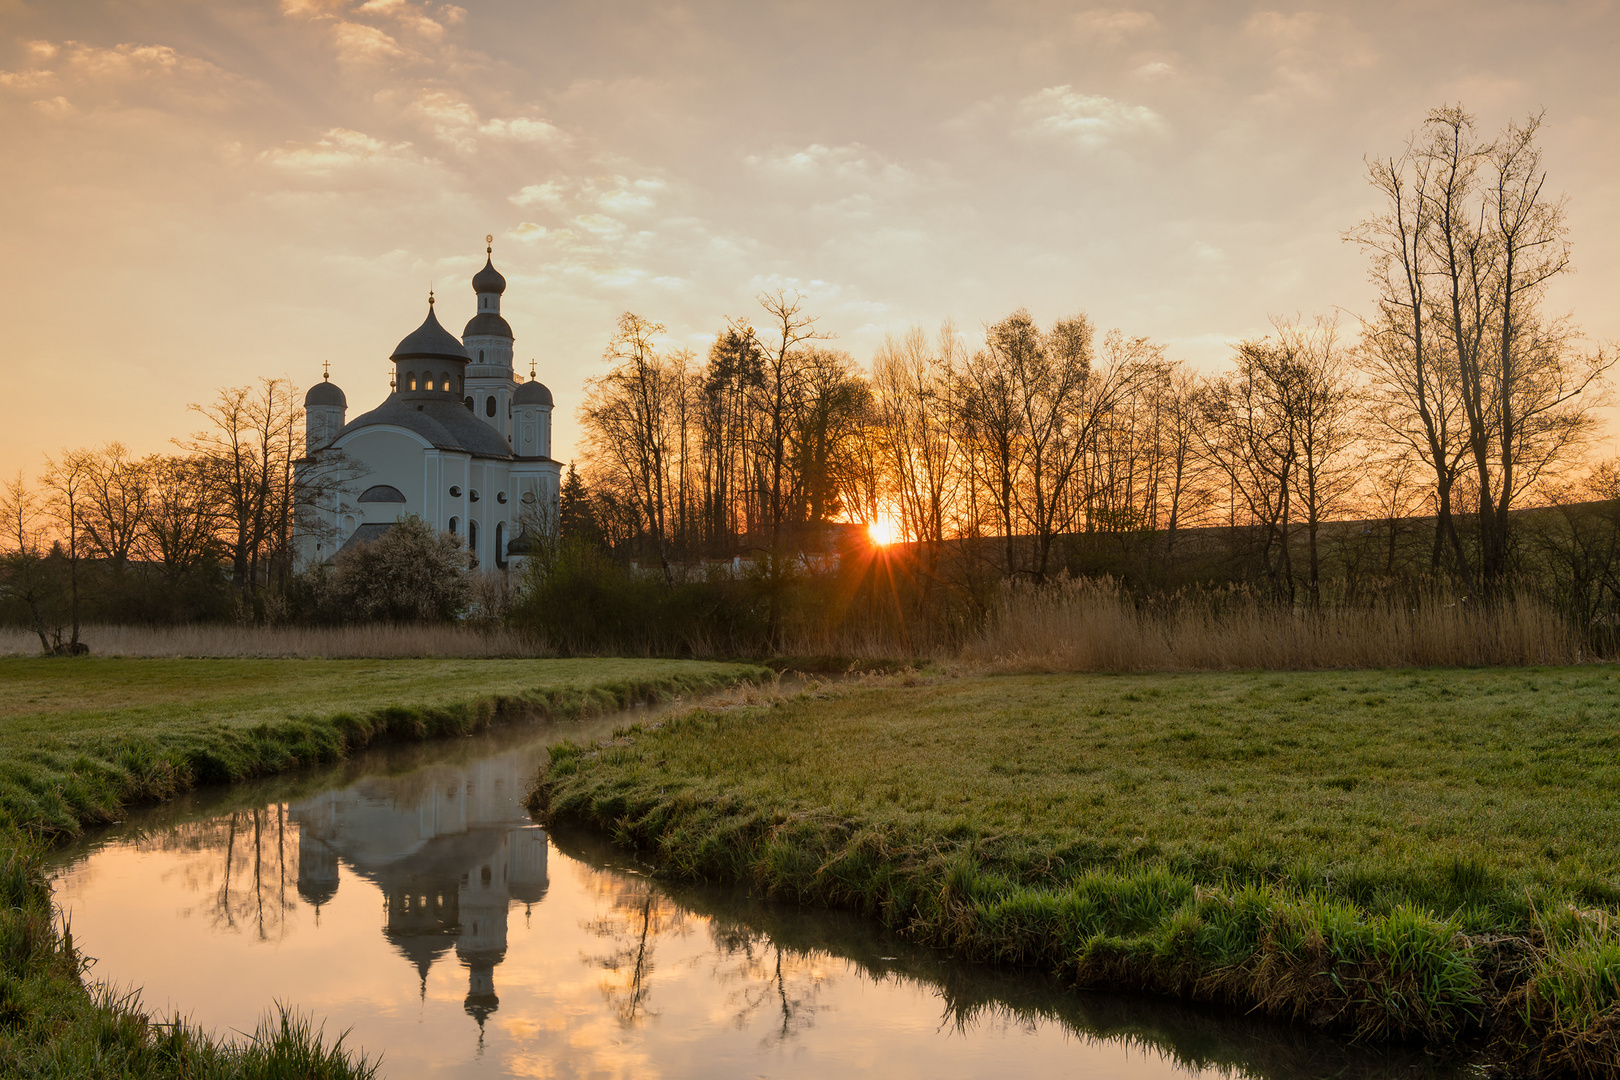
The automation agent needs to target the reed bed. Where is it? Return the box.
[0,622,551,659]
[964,577,1583,672]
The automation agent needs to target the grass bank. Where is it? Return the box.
[0,655,768,1077]
[534,668,1620,1078]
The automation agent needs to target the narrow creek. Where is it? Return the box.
[50,706,1469,1080]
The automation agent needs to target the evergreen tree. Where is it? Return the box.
[558,464,603,547]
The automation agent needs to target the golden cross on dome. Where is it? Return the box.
[528,359,536,381]
[486,233,493,255]
[322,359,331,382]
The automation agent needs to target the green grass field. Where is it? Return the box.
[0,654,766,1078]
[537,668,1620,1076]
[0,656,763,836]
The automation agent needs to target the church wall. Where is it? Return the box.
[340,429,432,532]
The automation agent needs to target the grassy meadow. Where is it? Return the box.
[536,667,1620,1077]
[0,654,767,1078]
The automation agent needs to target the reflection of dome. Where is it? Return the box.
[507,828,550,905]
[296,832,339,908]
[462,956,500,1026]
[383,883,460,988]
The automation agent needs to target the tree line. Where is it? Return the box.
[5,103,1619,655]
[567,105,1612,617]
[1,379,309,649]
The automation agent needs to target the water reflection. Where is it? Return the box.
[51,722,1472,1080]
[292,758,551,1027]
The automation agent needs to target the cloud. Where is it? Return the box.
[1242,11,1375,99]
[744,143,917,192]
[329,21,416,65]
[0,40,255,113]
[510,180,568,210]
[509,176,665,216]
[1014,86,1166,149]
[259,127,435,184]
[479,116,563,143]
[1073,9,1159,43]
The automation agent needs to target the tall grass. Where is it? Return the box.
[0,623,551,659]
[964,577,1583,672]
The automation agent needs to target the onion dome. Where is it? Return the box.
[471,256,506,296]
[391,303,471,362]
[513,379,553,406]
[304,380,346,407]
[462,311,513,339]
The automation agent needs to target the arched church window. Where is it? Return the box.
[485,396,497,417]
[495,522,506,568]
[406,372,416,390]
[468,520,478,559]
[448,516,458,535]
[463,396,473,410]
[441,371,450,391]
[479,349,485,362]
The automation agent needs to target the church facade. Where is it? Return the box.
[294,246,560,570]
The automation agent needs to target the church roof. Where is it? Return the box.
[471,256,506,296]
[462,311,514,340]
[391,306,471,363]
[336,397,515,460]
[513,379,553,406]
[305,380,347,407]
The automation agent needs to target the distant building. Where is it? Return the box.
[294,242,561,569]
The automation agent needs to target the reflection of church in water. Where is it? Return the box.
[289,754,548,1029]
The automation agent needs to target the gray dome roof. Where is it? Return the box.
[336,397,515,459]
[391,306,471,363]
[472,257,506,296]
[462,312,513,340]
[513,379,553,406]
[305,380,346,407]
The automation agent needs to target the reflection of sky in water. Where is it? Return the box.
[50,730,1459,1080]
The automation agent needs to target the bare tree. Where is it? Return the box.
[871,323,965,551]
[77,442,149,570]
[1352,105,1611,591]
[1278,317,1359,606]
[580,313,681,576]
[180,378,303,598]
[40,450,92,651]
[1,472,72,653]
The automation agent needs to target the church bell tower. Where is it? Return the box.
[462,236,517,445]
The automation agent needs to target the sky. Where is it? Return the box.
[0,0,1616,477]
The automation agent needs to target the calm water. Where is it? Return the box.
[50,715,1467,1080]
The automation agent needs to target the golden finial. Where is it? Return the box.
[428,284,435,307]
[322,359,331,382]
[528,358,536,381]
[485,233,493,255]
[388,364,396,391]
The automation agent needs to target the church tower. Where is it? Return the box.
[303,366,346,451]
[463,236,517,446]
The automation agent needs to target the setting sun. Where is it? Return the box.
[867,516,899,546]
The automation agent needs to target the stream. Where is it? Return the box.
[49,707,1470,1079]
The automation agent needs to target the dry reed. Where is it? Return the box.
[0,623,552,659]
[963,577,1585,672]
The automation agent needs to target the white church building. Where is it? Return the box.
[294,244,560,569]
